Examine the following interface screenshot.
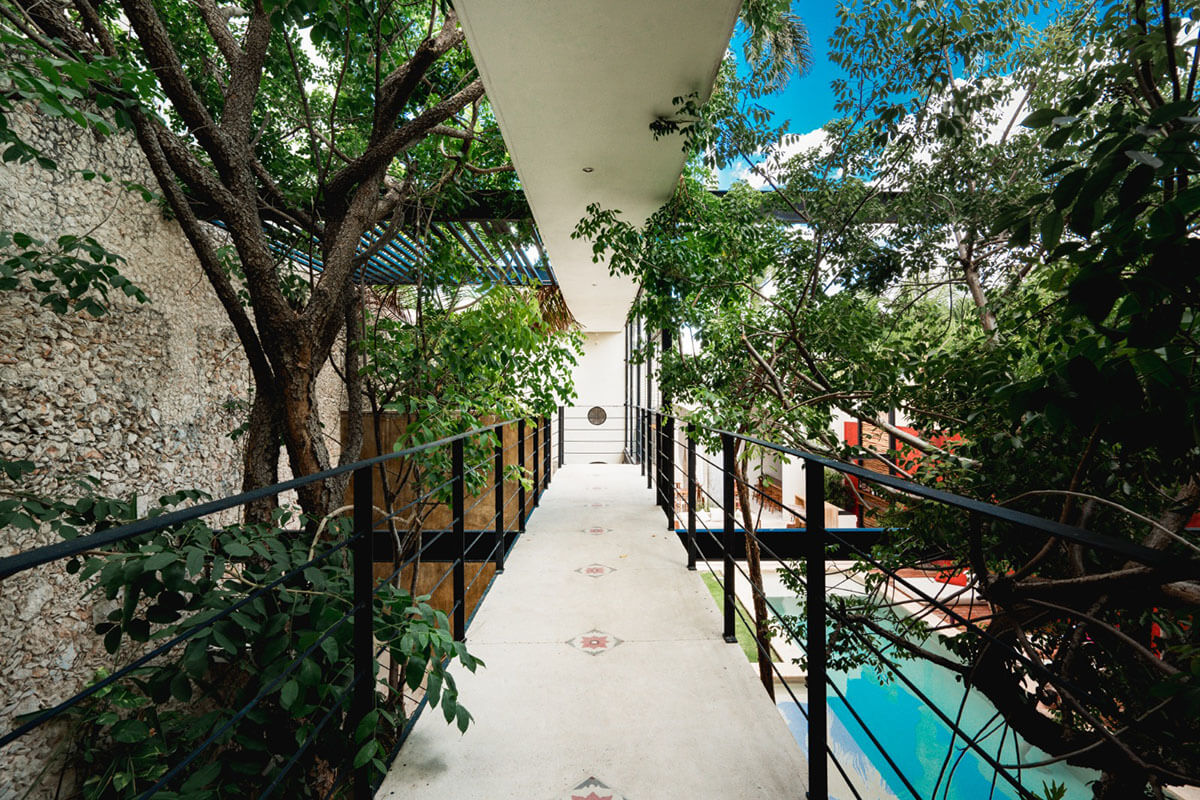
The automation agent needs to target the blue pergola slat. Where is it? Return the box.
[210,216,556,287]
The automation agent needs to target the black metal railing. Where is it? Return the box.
[629,404,1185,800]
[0,411,560,799]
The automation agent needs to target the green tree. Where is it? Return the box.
[358,251,580,587]
[579,2,1200,796]
[8,0,517,521]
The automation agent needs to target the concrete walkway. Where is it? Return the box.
[377,463,808,800]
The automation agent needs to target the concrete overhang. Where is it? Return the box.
[454,0,741,332]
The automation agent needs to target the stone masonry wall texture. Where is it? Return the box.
[0,109,338,797]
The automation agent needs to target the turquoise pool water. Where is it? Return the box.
[770,597,1099,800]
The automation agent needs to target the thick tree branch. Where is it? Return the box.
[375,9,464,128]
[221,1,274,146]
[1022,598,1180,677]
[327,78,486,203]
[129,113,275,391]
[118,0,238,177]
[193,0,242,65]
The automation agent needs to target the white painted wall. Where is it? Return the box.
[565,331,626,463]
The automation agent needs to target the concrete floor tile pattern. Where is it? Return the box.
[377,464,808,800]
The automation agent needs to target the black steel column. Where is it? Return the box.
[649,408,654,488]
[686,423,697,571]
[452,438,466,642]
[645,326,653,482]
[660,327,673,523]
[517,419,526,533]
[351,466,374,800]
[721,433,736,644]
[543,415,551,489]
[663,414,675,527]
[805,459,828,800]
[558,406,565,467]
[655,410,664,508]
[532,418,540,507]
[624,323,630,458]
[494,432,505,573]
[635,316,642,469]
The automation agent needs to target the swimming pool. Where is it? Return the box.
[769,596,1099,800]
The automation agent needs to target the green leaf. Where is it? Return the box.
[280,679,299,710]
[141,551,176,572]
[183,639,209,678]
[355,709,379,742]
[426,669,442,707]
[1021,108,1061,128]
[223,540,253,557]
[170,670,192,702]
[180,762,221,791]
[103,625,122,654]
[1039,211,1063,252]
[110,718,150,743]
[298,657,321,687]
[1052,169,1088,211]
[353,739,379,769]
[185,546,205,576]
[1124,150,1163,169]
[405,656,426,690]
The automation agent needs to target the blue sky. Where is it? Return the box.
[759,2,844,136]
[716,2,846,188]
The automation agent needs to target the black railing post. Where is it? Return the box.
[624,331,630,456]
[647,410,654,490]
[558,406,565,467]
[351,465,374,800]
[641,407,648,475]
[452,438,466,642]
[633,406,637,467]
[532,417,540,507]
[517,419,527,532]
[686,423,697,571]
[543,415,551,490]
[657,412,667,513]
[721,432,737,644]
[664,414,675,527]
[805,459,828,800]
[494,431,505,573]
[657,410,666,509]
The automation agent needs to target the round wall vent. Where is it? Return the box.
[587,406,607,426]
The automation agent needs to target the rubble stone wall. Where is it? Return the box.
[0,109,341,796]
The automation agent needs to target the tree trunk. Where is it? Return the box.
[961,256,998,335]
[242,388,282,523]
[735,456,776,700]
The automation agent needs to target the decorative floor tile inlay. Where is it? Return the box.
[564,776,626,800]
[567,629,622,656]
[575,563,615,578]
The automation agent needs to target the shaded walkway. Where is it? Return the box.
[378,463,807,799]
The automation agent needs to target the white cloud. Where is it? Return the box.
[726,127,830,189]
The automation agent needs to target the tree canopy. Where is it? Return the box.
[4,0,534,521]
[577,1,1200,796]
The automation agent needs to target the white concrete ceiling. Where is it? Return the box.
[455,0,741,332]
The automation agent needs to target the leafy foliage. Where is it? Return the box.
[579,1,1200,793]
[14,492,479,798]
[0,230,147,315]
[360,247,579,514]
[0,27,151,316]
